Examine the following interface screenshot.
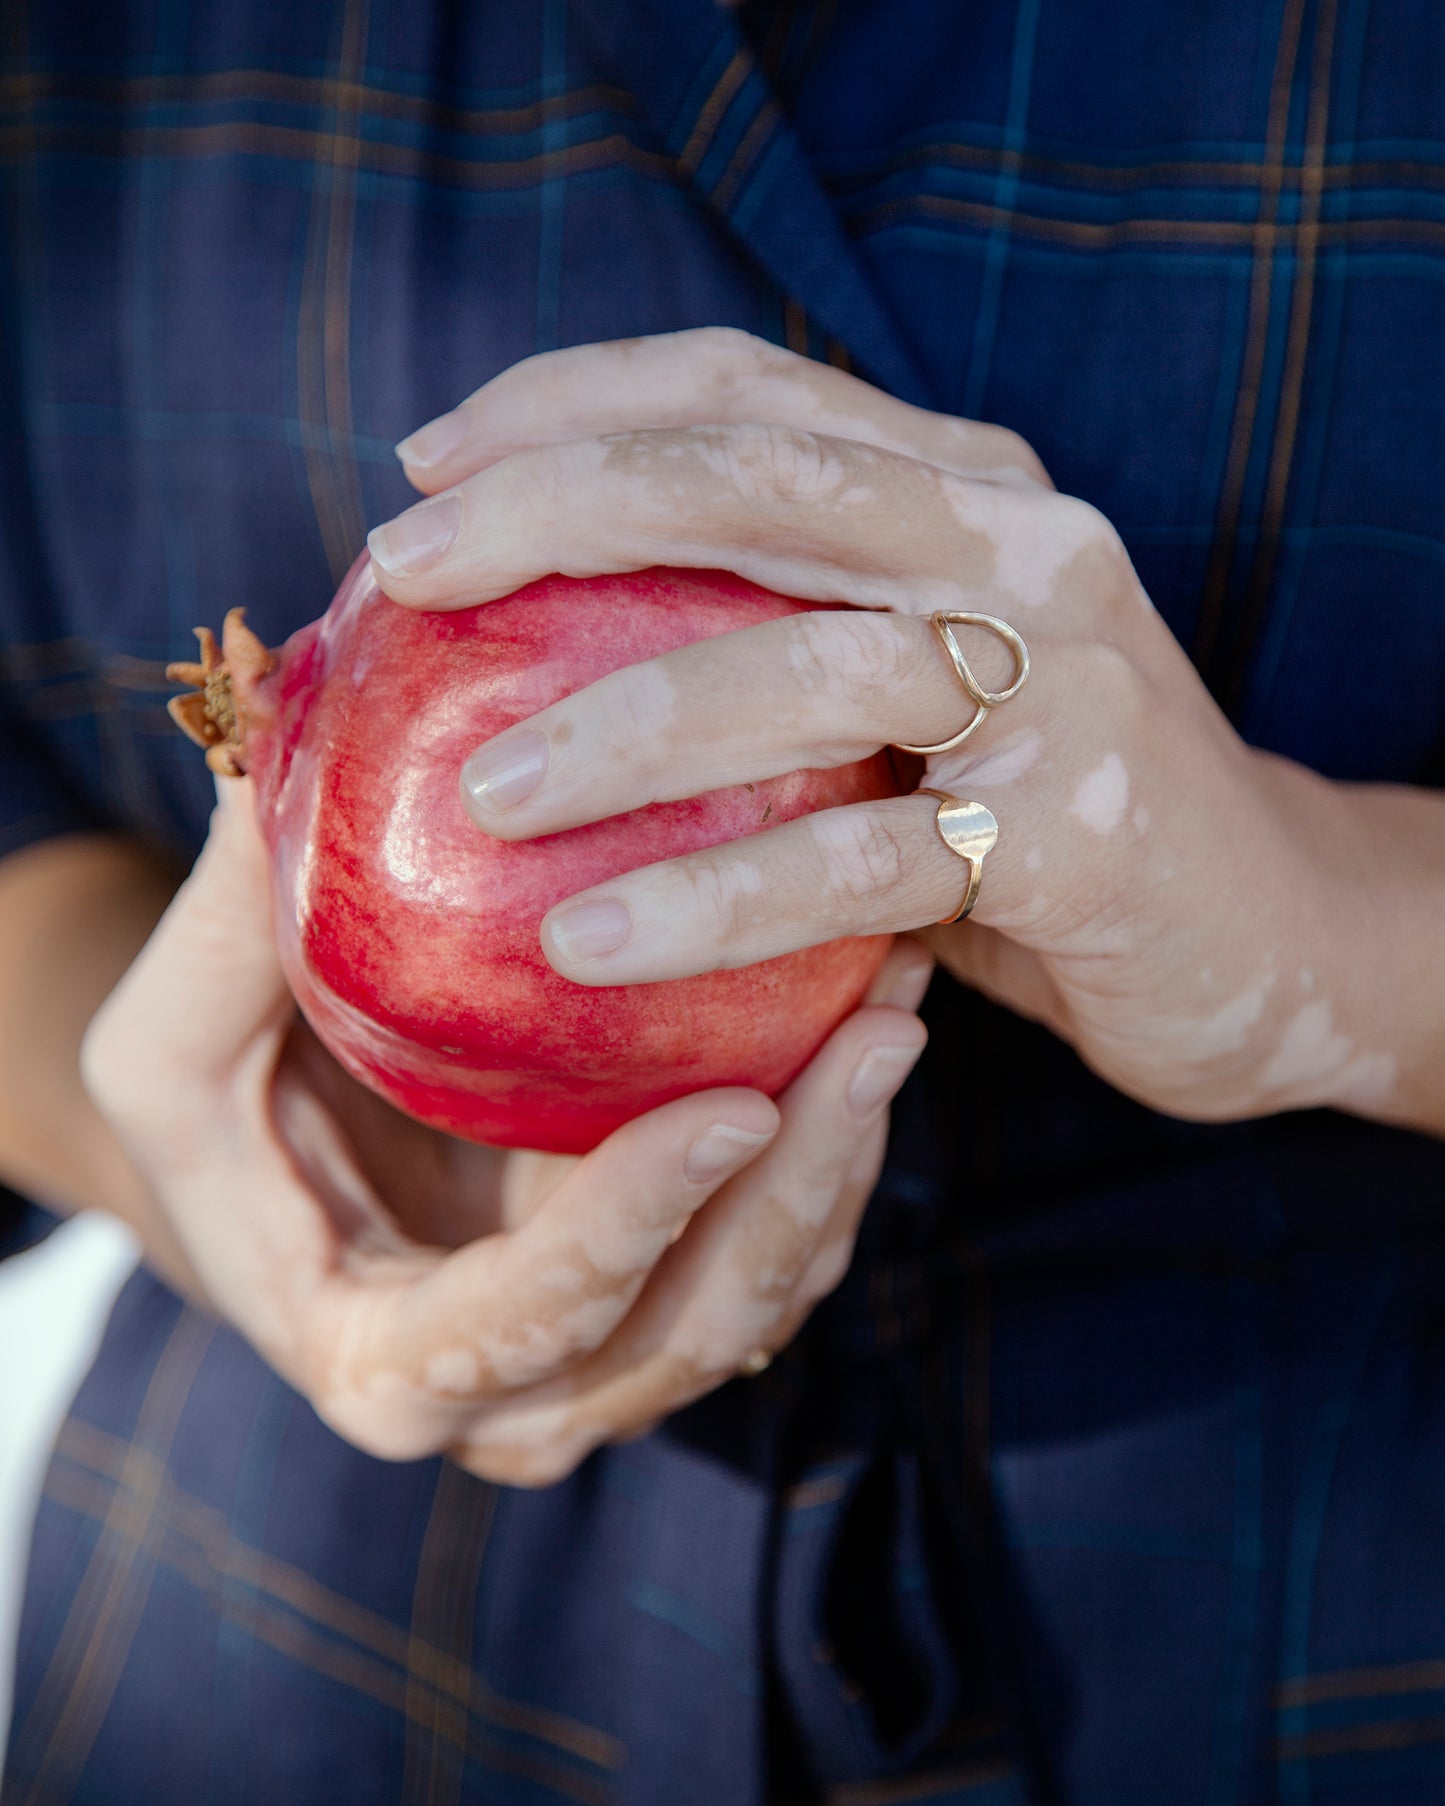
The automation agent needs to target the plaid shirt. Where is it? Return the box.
[3,0,1445,1800]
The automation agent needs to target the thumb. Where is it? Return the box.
[197,768,274,922]
[89,775,293,1089]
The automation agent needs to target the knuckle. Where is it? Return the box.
[526,439,586,521]
[1025,490,1136,618]
[460,1436,591,1489]
[689,325,780,373]
[799,1238,856,1305]
[786,610,909,720]
[1076,638,1152,724]
[494,1316,605,1389]
[489,342,566,395]
[983,424,1051,486]
[838,612,914,705]
[811,808,910,914]
[524,1441,591,1486]
[724,422,853,509]
[312,1391,442,1465]
[299,1311,453,1465]
[1052,492,1127,572]
[499,438,590,542]
[681,849,755,948]
[598,662,670,775]
[637,1343,713,1400]
[782,612,844,705]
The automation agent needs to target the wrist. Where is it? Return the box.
[1247,752,1445,1134]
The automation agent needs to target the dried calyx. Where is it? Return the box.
[166,609,275,776]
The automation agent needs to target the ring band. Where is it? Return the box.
[919,789,999,924]
[896,611,1030,756]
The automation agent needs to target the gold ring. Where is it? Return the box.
[918,789,999,924]
[739,1349,773,1377]
[896,611,1030,756]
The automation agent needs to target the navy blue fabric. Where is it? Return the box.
[2,0,1445,1799]
[0,1192,54,1264]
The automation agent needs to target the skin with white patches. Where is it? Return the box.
[605,422,882,519]
[1258,1000,1395,1112]
[482,1294,637,1389]
[1334,1052,1399,1112]
[942,726,1043,790]
[91,330,1444,1489]
[939,474,1086,612]
[370,330,1445,1156]
[541,798,955,985]
[573,1202,692,1279]
[81,768,933,1485]
[1069,753,1131,836]
[529,1260,592,1294]
[1174,979,1274,1063]
[400,328,1048,497]
[425,1348,480,1396]
[673,1295,783,1372]
[797,1238,854,1303]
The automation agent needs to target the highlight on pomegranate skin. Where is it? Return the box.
[168,560,897,1154]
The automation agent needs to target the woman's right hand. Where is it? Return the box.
[80,775,929,1484]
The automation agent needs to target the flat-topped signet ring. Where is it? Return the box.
[918,789,999,924]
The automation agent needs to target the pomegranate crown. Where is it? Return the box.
[165,608,275,776]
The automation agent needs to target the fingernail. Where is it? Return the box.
[462,729,549,814]
[685,1121,774,1184]
[395,407,469,471]
[876,950,934,1013]
[847,1041,924,1118]
[547,897,632,963]
[367,492,462,578]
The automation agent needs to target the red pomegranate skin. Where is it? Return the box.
[241,559,896,1155]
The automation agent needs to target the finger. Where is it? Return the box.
[337,1087,780,1399]
[395,328,1050,492]
[865,934,936,1010]
[366,423,1083,615]
[489,638,1144,976]
[638,1009,920,1379]
[758,1107,890,1361]
[451,998,926,1484]
[537,793,994,984]
[453,608,1010,841]
[603,1104,886,1433]
[723,967,926,1358]
[81,777,294,1120]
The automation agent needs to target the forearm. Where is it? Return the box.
[1264,755,1445,1138]
[0,833,200,1289]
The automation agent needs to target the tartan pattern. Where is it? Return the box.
[1,0,1444,1799]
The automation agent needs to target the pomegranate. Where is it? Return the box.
[168,559,896,1154]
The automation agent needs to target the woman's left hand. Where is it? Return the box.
[368,328,1418,1129]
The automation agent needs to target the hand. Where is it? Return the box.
[369,327,1407,1128]
[80,776,931,1484]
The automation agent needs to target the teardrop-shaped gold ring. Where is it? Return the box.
[896,611,1031,757]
